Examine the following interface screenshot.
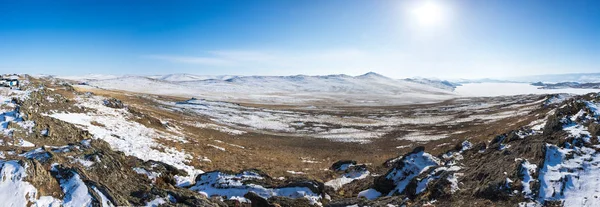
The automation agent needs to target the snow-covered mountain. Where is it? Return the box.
[55,74,121,82]
[147,73,239,82]
[57,72,600,105]
[78,72,458,106]
[532,81,600,89]
[171,72,452,94]
[404,78,462,91]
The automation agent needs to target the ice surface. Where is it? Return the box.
[455,83,599,97]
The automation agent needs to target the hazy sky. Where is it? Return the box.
[0,0,598,79]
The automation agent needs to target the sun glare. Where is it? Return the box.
[410,1,448,28]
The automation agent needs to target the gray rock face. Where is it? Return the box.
[103,98,125,109]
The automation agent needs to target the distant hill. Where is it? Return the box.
[55,74,120,81]
[125,72,453,95]
[532,81,600,89]
[403,78,462,91]
[73,72,458,106]
[147,73,239,82]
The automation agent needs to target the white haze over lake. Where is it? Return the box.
[455,83,600,97]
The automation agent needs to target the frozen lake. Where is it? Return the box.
[455,83,600,97]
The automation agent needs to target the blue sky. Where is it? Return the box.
[0,0,598,79]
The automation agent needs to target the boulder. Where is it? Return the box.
[103,98,125,109]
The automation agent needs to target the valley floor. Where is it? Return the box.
[69,82,549,180]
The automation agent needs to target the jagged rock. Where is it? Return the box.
[474,182,511,201]
[327,163,373,198]
[16,90,92,145]
[489,134,507,149]
[103,98,124,109]
[22,159,64,198]
[224,200,248,207]
[139,160,188,186]
[325,196,404,207]
[245,191,275,207]
[543,113,563,135]
[404,166,454,200]
[50,165,110,206]
[426,173,455,200]
[544,200,564,207]
[127,107,165,129]
[374,147,440,196]
[268,196,316,207]
[555,100,586,116]
[189,169,323,206]
[62,83,75,91]
[281,179,325,195]
[505,130,521,142]
[331,160,357,171]
[324,197,362,207]
[589,122,600,137]
[153,187,222,207]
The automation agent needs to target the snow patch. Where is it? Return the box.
[386,150,441,195]
[0,161,62,206]
[53,167,94,207]
[325,169,370,190]
[133,167,161,182]
[47,95,203,186]
[519,159,537,197]
[357,188,381,200]
[189,171,322,205]
[538,144,600,206]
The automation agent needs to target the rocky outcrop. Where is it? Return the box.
[16,88,92,146]
[374,147,440,195]
[331,160,357,171]
[103,98,124,109]
[23,159,64,198]
[189,169,323,206]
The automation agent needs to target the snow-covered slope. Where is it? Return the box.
[56,74,121,82]
[147,74,239,82]
[174,72,452,95]
[404,78,461,91]
[60,73,600,105]
[84,72,457,106]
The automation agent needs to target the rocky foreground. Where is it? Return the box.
[0,75,599,206]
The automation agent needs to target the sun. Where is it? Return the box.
[410,1,448,28]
